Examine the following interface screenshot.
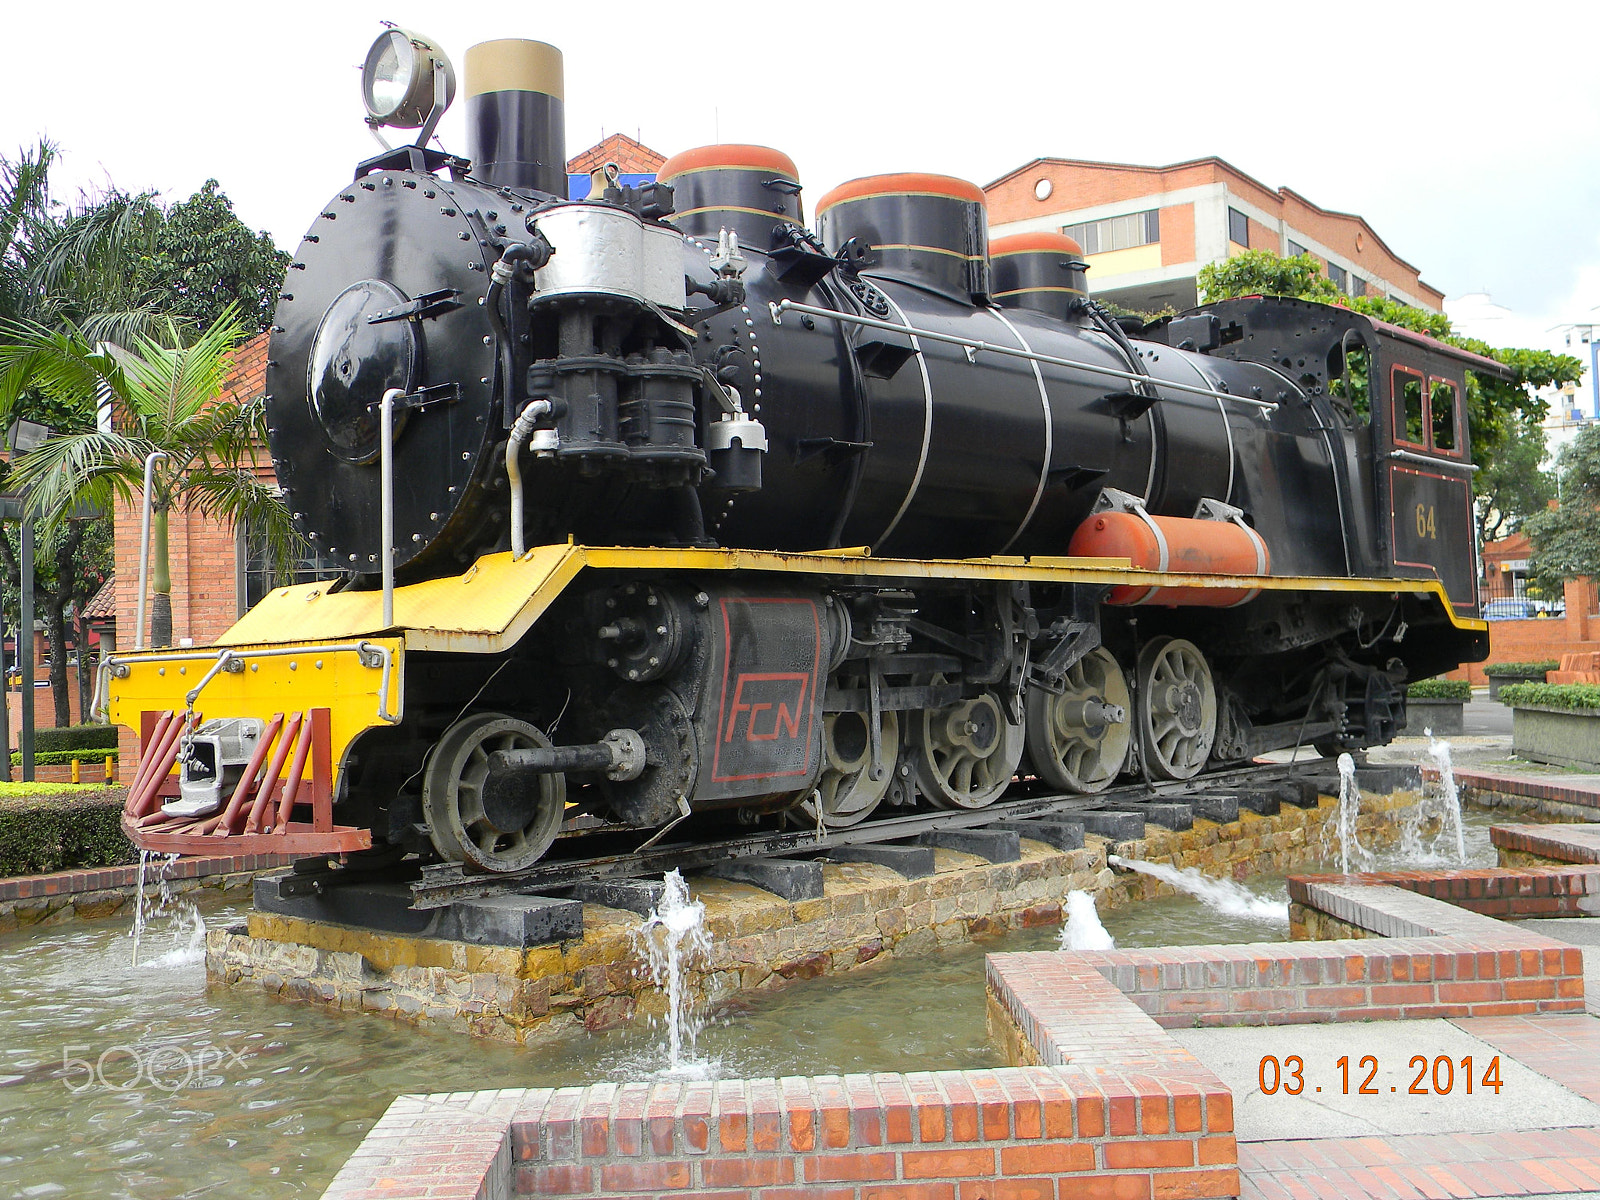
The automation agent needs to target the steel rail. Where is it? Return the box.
[402,761,1315,909]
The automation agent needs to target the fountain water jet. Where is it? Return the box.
[1059,890,1115,950]
[1326,753,1375,875]
[1377,736,1467,867]
[635,869,714,1076]
[128,850,204,968]
[1107,856,1288,923]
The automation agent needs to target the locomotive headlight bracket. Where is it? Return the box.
[361,26,456,145]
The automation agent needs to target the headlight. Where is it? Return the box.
[361,27,455,128]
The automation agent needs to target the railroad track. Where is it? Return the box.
[394,760,1330,909]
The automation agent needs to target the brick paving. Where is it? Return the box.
[1452,1014,1600,1106]
[1240,1126,1600,1198]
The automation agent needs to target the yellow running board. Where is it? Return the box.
[219,543,1484,655]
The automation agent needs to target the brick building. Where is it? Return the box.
[985,156,1444,316]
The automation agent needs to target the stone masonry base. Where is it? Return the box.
[212,790,1419,1043]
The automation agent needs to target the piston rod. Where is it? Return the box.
[488,728,646,783]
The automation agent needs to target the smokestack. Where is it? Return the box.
[463,40,566,195]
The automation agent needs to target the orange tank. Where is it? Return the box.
[1068,509,1270,607]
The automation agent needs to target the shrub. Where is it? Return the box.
[1498,682,1600,711]
[34,723,119,754]
[0,790,133,877]
[10,749,119,767]
[1483,660,1559,679]
[1407,679,1472,701]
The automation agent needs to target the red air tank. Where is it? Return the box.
[1068,497,1270,607]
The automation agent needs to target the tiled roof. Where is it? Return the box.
[81,574,117,620]
[566,134,665,175]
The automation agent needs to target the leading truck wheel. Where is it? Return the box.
[1024,647,1131,793]
[1134,637,1217,781]
[913,677,1025,810]
[423,713,565,872]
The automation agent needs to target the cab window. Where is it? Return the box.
[1430,379,1458,452]
[1394,367,1425,446]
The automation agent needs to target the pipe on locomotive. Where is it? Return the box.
[463,39,566,194]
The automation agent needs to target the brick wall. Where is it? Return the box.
[1450,592,1600,685]
[318,838,1594,1199]
[323,950,1241,1200]
[1158,202,1195,267]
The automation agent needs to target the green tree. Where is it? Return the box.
[145,180,289,333]
[1194,249,1582,483]
[1525,423,1600,594]
[0,310,297,649]
[2,142,152,722]
[1197,250,1341,306]
[0,517,112,725]
[1475,415,1557,547]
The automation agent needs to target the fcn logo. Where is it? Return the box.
[723,673,810,742]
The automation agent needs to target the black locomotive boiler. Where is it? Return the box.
[107,30,1498,874]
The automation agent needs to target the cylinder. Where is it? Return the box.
[1067,510,1270,607]
[658,144,803,247]
[463,40,566,195]
[815,173,990,302]
[991,232,1088,320]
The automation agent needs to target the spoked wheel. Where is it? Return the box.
[913,677,1025,810]
[422,712,565,872]
[802,701,900,828]
[1134,637,1217,781]
[1025,647,1131,793]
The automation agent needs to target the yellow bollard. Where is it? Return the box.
[71,757,80,784]
[105,755,114,783]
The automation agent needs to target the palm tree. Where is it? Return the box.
[0,310,298,648]
[2,140,166,346]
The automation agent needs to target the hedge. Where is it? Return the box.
[1483,661,1559,679]
[0,790,133,877]
[35,723,118,754]
[1407,679,1472,701]
[10,749,119,767]
[1498,682,1600,712]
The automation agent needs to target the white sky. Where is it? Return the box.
[5,0,1599,340]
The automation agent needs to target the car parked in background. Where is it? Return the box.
[1482,598,1564,620]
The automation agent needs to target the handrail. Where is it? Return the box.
[1386,448,1480,474]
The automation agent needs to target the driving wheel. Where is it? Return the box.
[802,697,899,828]
[1024,647,1131,792]
[1134,637,1216,781]
[912,677,1025,810]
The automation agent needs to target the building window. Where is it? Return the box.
[241,520,347,612]
[1328,263,1348,292]
[1350,276,1367,298]
[1228,208,1250,248]
[1062,209,1159,255]
[1287,239,1309,258]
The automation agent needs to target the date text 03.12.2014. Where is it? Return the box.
[1258,1054,1503,1097]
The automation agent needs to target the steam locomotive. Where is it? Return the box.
[108,30,1496,873]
